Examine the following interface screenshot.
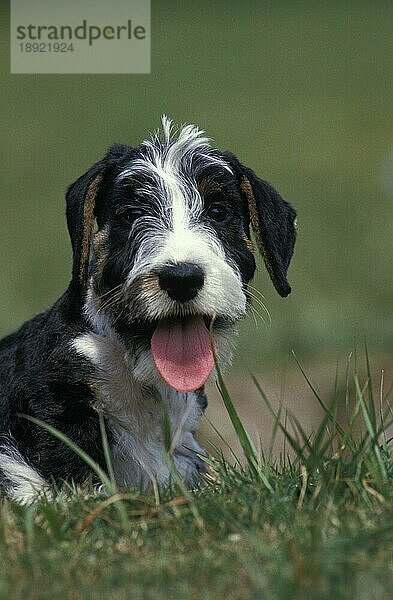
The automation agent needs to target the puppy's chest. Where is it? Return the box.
[96,373,202,443]
[73,331,202,443]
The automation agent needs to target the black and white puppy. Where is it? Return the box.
[0,118,297,502]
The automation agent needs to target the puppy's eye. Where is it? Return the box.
[117,206,144,224]
[205,203,229,223]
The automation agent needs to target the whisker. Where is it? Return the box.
[247,289,271,324]
[97,289,124,314]
[248,303,270,328]
[97,283,123,301]
[249,305,259,329]
[248,284,268,302]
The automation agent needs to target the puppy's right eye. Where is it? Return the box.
[205,202,230,223]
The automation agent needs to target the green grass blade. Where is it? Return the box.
[18,413,113,491]
[98,412,117,491]
[209,323,259,475]
[17,413,131,531]
[364,340,377,432]
[354,376,387,481]
[201,417,243,469]
[292,351,346,437]
[250,374,307,461]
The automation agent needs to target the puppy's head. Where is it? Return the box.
[66,117,297,392]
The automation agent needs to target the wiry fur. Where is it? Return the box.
[0,117,297,502]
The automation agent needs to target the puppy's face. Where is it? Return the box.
[67,119,297,392]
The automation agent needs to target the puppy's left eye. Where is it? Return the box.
[205,203,229,223]
[117,206,144,224]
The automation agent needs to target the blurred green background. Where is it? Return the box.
[1,0,393,376]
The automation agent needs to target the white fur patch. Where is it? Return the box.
[0,445,50,504]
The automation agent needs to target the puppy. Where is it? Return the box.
[0,117,297,502]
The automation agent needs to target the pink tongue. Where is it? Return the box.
[151,316,215,392]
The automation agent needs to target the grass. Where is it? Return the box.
[1,351,393,599]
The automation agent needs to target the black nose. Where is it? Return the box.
[158,263,205,302]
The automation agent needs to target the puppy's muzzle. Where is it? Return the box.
[158,262,205,302]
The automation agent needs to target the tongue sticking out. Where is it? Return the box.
[151,316,215,392]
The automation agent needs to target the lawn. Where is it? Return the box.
[1,353,392,600]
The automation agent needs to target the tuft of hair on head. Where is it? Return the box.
[160,114,174,144]
[145,115,210,155]
[141,116,232,177]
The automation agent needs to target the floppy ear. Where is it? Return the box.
[66,163,104,294]
[222,152,297,297]
[66,144,131,297]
